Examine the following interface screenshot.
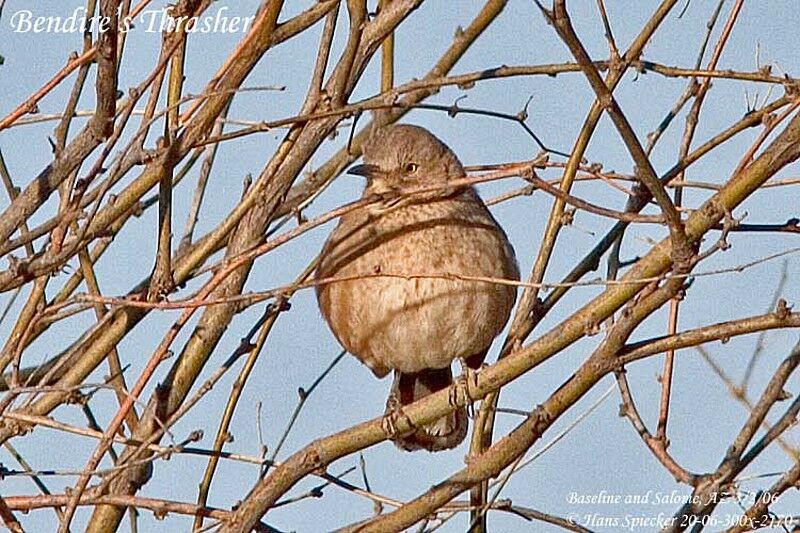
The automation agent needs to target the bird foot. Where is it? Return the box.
[450,357,479,418]
[382,391,415,439]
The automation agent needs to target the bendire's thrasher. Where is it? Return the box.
[316,124,519,451]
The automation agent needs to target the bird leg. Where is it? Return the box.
[450,357,479,418]
[382,389,415,439]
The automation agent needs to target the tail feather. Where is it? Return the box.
[386,367,467,452]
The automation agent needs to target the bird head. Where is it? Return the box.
[348,124,465,194]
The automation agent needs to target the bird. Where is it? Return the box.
[316,124,519,451]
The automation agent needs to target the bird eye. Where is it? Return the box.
[403,162,419,173]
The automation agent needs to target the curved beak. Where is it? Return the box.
[347,163,382,179]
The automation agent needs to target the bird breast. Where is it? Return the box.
[316,189,519,377]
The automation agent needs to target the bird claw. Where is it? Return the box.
[450,357,479,418]
[382,391,414,439]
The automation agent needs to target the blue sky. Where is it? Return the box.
[1,1,799,531]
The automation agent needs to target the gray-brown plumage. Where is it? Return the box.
[316,124,519,451]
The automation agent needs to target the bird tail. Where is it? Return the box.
[386,367,468,452]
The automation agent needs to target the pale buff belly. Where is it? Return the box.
[319,221,517,377]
